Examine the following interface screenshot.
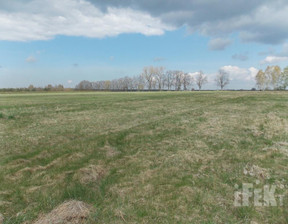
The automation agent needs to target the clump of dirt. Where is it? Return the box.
[243,164,270,179]
[33,200,92,224]
[74,165,106,185]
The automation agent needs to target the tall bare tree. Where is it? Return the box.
[215,70,230,90]
[135,74,145,90]
[154,66,165,90]
[195,71,208,90]
[142,66,155,90]
[165,70,175,90]
[173,70,184,91]
[75,80,92,90]
[183,73,193,90]
[104,80,111,90]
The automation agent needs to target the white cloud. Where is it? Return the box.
[88,0,288,44]
[26,56,36,63]
[220,65,258,81]
[188,2,288,44]
[1,0,288,45]
[208,38,232,51]
[248,67,259,81]
[261,56,288,64]
[0,0,173,41]
[68,80,73,84]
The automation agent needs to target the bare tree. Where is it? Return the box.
[111,79,121,90]
[165,70,174,90]
[174,70,184,91]
[142,66,155,90]
[104,80,111,90]
[183,73,193,90]
[215,70,230,90]
[153,66,165,90]
[134,75,145,90]
[75,80,92,90]
[195,71,208,90]
[119,77,130,91]
[125,76,134,90]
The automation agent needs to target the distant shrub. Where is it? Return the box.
[0,112,3,118]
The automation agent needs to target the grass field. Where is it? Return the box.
[0,91,288,223]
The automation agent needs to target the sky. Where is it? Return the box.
[1,0,288,89]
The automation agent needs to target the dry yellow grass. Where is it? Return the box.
[33,200,92,224]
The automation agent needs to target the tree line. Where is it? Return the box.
[75,66,231,91]
[1,65,287,92]
[76,65,288,91]
[0,84,66,92]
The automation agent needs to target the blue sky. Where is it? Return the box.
[1,0,288,89]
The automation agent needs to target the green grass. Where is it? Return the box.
[0,91,288,223]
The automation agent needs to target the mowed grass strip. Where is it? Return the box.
[0,91,288,223]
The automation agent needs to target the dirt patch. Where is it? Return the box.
[33,200,92,224]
